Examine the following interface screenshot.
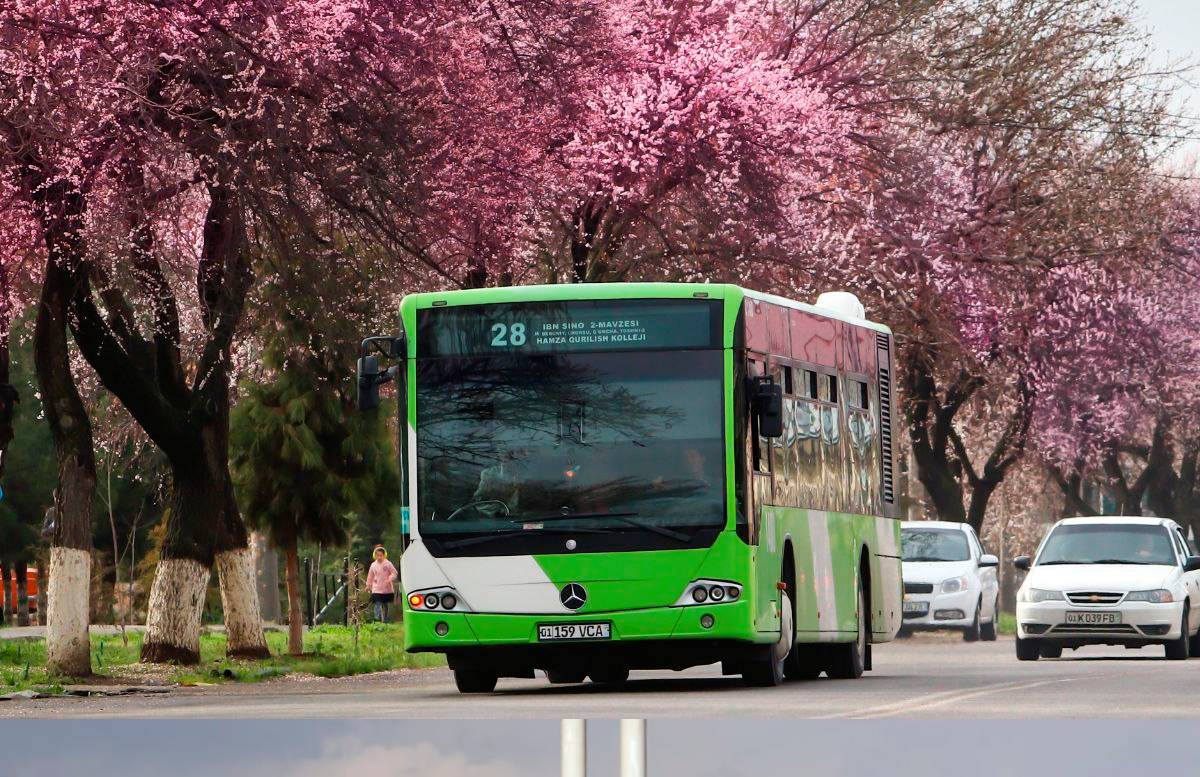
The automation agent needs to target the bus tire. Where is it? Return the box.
[453,668,498,694]
[743,591,792,687]
[784,644,823,681]
[589,667,630,685]
[546,669,587,684]
[827,581,867,680]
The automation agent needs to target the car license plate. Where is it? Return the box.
[537,623,612,642]
[903,601,929,614]
[1065,611,1121,625]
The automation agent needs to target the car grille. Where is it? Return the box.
[1065,591,1124,605]
[904,582,934,594]
[1050,623,1138,635]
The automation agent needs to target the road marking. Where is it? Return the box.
[819,675,1103,719]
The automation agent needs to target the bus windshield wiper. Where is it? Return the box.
[441,526,608,550]
[514,511,692,543]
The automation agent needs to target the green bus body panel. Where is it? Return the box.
[399,283,901,658]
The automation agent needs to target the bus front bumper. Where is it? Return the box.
[405,600,766,654]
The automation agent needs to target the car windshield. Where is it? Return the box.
[1037,524,1178,566]
[901,528,970,562]
[415,349,725,543]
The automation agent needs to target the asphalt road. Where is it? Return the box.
[5,635,1200,719]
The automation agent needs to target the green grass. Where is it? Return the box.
[0,623,443,696]
[998,611,1017,636]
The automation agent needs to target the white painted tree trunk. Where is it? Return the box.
[45,547,91,676]
[216,548,270,658]
[141,558,210,664]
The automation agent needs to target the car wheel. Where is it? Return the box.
[962,600,982,642]
[827,582,868,679]
[454,668,498,694]
[743,590,792,687]
[588,667,630,685]
[980,599,999,642]
[1015,636,1040,661]
[1166,606,1190,660]
[1189,617,1200,658]
[1039,644,1063,659]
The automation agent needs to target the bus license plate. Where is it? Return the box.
[1065,611,1121,625]
[537,623,612,642]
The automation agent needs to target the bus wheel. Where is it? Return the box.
[784,644,823,681]
[589,667,630,685]
[827,582,867,679]
[453,668,498,694]
[546,669,587,684]
[743,591,792,687]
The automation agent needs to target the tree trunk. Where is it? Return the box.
[142,557,210,664]
[251,532,281,623]
[216,547,270,659]
[30,185,97,676]
[142,438,267,662]
[15,561,29,627]
[285,540,303,657]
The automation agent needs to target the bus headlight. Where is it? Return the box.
[676,580,742,606]
[407,587,469,612]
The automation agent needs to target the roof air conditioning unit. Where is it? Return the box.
[815,291,865,320]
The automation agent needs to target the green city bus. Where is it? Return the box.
[358,283,902,692]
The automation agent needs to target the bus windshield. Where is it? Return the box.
[415,349,726,551]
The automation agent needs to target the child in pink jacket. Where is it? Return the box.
[366,545,399,622]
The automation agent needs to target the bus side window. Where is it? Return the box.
[750,359,771,475]
[798,368,815,399]
[849,379,869,410]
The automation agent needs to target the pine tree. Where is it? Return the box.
[232,291,398,655]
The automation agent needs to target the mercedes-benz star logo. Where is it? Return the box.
[560,583,587,610]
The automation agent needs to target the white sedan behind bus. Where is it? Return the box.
[1014,516,1200,660]
[900,521,1000,641]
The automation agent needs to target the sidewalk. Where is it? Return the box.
[0,623,286,640]
[0,624,148,640]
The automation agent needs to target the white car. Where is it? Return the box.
[1014,516,1200,661]
[900,521,1000,641]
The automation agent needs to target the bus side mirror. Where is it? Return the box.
[1013,555,1031,571]
[357,355,383,411]
[753,379,784,438]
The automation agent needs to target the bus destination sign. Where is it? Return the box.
[417,298,721,357]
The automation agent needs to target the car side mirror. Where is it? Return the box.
[979,554,999,568]
[752,378,784,438]
[1013,555,1031,571]
[1184,556,1200,573]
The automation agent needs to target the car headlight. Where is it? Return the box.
[941,575,969,594]
[1018,588,1064,603]
[1125,589,1174,603]
[675,579,742,606]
